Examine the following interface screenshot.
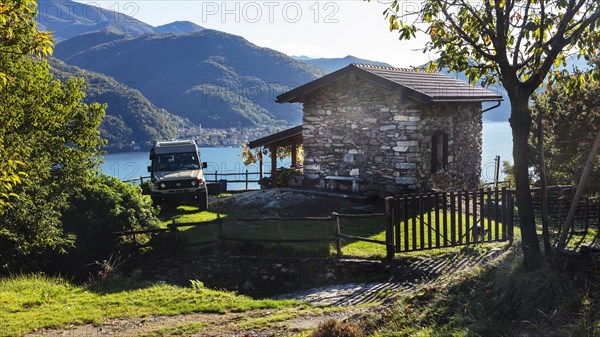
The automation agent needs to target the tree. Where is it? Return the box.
[0,0,105,271]
[530,71,600,200]
[0,0,53,212]
[379,0,600,268]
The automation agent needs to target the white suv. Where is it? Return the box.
[148,140,208,210]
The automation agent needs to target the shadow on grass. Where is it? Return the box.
[366,247,600,337]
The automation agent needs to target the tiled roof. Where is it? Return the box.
[277,63,503,104]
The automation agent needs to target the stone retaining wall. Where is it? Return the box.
[301,76,482,197]
[134,255,413,297]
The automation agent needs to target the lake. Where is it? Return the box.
[100,121,513,189]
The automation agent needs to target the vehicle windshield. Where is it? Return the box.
[154,152,200,172]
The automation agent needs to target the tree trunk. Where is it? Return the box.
[537,111,552,254]
[509,94,542,269]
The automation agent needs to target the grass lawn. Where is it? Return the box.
[156,206,509,259]
[0,274,300,337]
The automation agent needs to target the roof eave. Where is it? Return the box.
[431,96,504,103]
[248,125,303,149]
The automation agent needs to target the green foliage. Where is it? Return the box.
[242,144,304,166]
[0,0,54,214]
[0,57,105,271]
[530,76,600,199]
[0,0,106,272]
[57,175,158,275]
[381,0,600,89]
[277,168,302,187]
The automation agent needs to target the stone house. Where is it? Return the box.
[261,64,502,196]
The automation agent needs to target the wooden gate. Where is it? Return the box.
[385,188,514,256]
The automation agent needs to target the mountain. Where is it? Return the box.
[36,0,204,41]
[36,0,155,41]
[293,55,392,73]
[54,29,326,128]
[155,21,204,34]
[49,58,183,152]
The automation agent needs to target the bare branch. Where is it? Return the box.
[513,0,532,67]
[440,6,498,61]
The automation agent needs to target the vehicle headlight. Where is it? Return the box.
[159,182,167,189]
[191,180,198,186]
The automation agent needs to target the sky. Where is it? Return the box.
[77,0,436,67]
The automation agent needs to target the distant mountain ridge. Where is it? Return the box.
[36,0,204,41]
[54,29,325,128]
[155,21,204,34]
[293,55,392,73]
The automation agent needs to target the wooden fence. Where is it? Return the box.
[530,185,600,247]
[385,188,515,256]
[116,212,388,256]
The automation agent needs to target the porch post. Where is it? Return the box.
[291,144,297,168]
[259,150,263,179]
[270,145,277,188]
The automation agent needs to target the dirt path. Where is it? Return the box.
[26,248,508,337]
[26,308,367,337]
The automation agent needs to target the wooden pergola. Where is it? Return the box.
[248,125,303,187]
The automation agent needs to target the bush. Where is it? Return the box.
[56,174,158,277]
[309,319,364,337]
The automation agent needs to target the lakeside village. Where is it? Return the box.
[126,125,288,150]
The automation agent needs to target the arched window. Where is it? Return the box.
[431,132,448,173]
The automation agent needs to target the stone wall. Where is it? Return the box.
[301,76,482,196]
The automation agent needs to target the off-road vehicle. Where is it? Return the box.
[148,140,208,210]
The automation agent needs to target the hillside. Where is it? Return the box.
[293,55,392,73]
[54,30,325,128]
[49,59,183,152]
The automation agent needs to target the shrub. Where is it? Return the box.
[309,319,364,337]
[56,174,158,277]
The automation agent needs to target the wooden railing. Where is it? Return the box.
[122,171,268,191]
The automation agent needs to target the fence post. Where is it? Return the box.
[217,214,224,241]
[170,219,178,243]
[214,170,218,183]
[385,197,395,260]
[332,212,342,257]
[245,169,249,191]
